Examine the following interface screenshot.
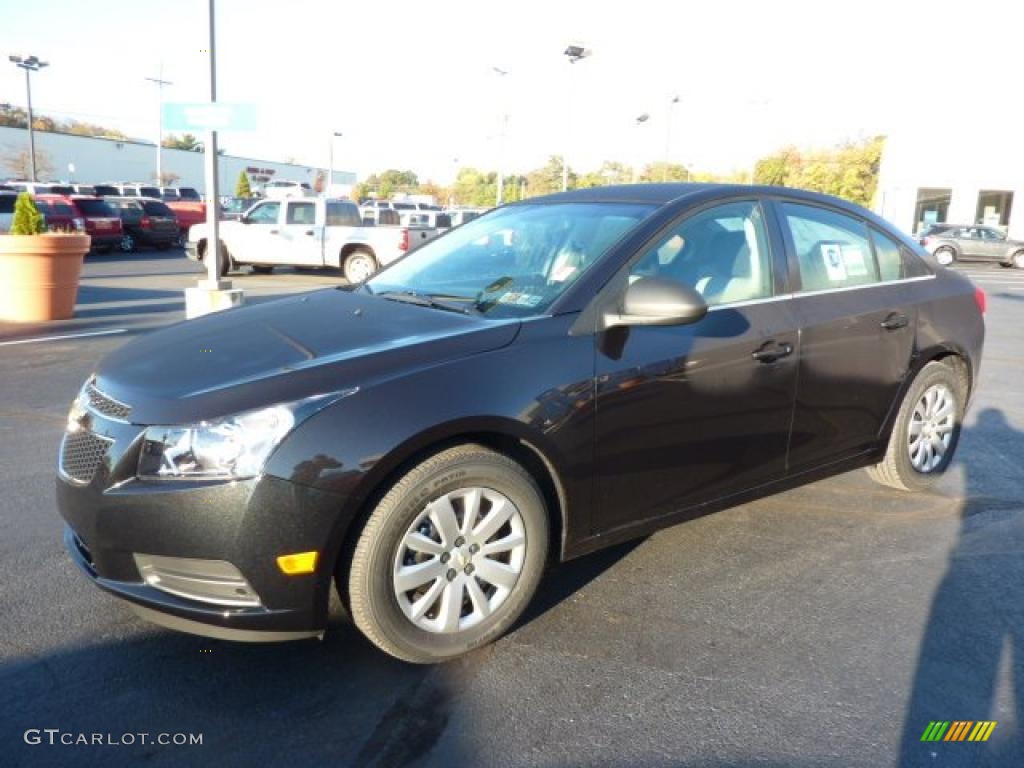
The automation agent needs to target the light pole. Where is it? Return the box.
[663,95,679,182]
[492,66,509,205]
[145,71,173,186]
[632,113,650,183]
[202,0,222,287]
[8,55,49,182]
[562,44,591,191]
[328,130,342,196]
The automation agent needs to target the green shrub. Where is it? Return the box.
[9,193,45,235]
[235,170,252,198]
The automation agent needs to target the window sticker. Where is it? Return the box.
[821,243,847,282]
[497,292,543,307]
[842,245,868,277]
[550,264,578,283]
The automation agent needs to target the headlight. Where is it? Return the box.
[137,392,355,480]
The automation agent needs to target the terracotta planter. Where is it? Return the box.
[0,233,91,322]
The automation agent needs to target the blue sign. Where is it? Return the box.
[162,102,257,132]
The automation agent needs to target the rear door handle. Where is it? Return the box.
[880,312,909,331]
[752,341,794,364]
[269,229,279,235]
[304,229,315,236]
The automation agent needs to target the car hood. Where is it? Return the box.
[94,289,520,424]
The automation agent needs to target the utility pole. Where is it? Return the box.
[562,45,592,191]
[328,131,342,196]
[145,70,173,186]
[492,67,509,205]
[663,95,679,182]
[8,55,49,182]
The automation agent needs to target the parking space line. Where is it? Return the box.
[0,328,128,347]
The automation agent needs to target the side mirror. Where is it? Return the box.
[603,276,708,330]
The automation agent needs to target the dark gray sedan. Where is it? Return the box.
[920,224,1024,268]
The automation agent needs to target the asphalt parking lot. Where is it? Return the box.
[2,252,1023,767]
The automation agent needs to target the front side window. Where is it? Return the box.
[247,202,280,223]
[366,202,655,318]
[286,202,316,225]
[629,201,773,306]
[782,203,879,292]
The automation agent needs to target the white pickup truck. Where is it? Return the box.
[185,198,439,282]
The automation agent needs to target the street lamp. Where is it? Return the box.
[632,113,650,183]
[328,130,342,196]
[9,55,49,182]
[145,71,173,186]
[492,67,509,205]
[562,44,592,191]
[663,95,679,182]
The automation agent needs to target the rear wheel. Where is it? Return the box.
[933,246,955,266]
[345,444,549,663]
[119,234,135,253]
[343,249,377,284]
[199,241,232,277]
[867,361,967,492]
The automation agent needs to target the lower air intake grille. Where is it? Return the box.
[60,430,113,484]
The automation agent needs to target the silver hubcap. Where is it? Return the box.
[393,487,526,634]
[908,383,956,473]
[935,249,953,265]
[347,255,374,282]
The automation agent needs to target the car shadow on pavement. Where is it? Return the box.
[72,302,185,319]
[898,408,1024,767]
[75,285,184,304]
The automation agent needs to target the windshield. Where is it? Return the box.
[365,202,654,318]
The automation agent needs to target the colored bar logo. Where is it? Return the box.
[920,721,997,742]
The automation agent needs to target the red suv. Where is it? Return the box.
[32,195,85,233]
[37,195,123,253]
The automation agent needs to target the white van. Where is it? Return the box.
[263,180,315,200]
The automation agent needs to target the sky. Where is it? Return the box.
[0,0,1019,184]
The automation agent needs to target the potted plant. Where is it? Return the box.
[0,193,91,322]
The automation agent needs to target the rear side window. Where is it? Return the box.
[0,196,16,214]
[94,185,119,196]
[286,202,316,225]
[139,187,161,198]
[49,185,74,195]
[178,188,200,200]
[75,199,116,217]
[142,201,173,216]
[870,229,905,282]
[121,188,138,197]
[326,202,361,226]
[782,203,878,292]
[630,200,774,307]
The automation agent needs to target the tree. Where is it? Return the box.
[10,193,45,235]
[750,136,885,206]
[157,171,180,186]
[3,148,54,180]
[162,133,202,151]
[525,156,573,197]
[235,170,252,198]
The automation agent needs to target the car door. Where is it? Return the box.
[976,227,1007,261]
[773,200,917,470]
[277,200,323,266]
[233,200,281,262]
[593,199,799,532]
[955,227,984,259]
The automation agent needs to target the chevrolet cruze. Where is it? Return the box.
[58,184,985,663]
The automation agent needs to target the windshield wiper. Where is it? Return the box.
[376,291,473,315]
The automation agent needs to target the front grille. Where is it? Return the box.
[60,430,113,484]
[84,383,132,422]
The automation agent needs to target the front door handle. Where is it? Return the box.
[269,229,279,235]
[880,312,909,331]
[752,340,794,364]
[304,229,315,236]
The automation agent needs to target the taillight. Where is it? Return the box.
[141,216,152,229]
[399,228,410,251]
[974,287,987,315]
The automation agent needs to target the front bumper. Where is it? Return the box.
[57,409,347,641]
[88,233,122,250]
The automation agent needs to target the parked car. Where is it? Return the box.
[186,198,439,282]
[69,184,97,196]
[116,183,163,199]
[0,191,16,232]
[920,223,1024,268]
[57,184,984,663]
[42,195,123,252]
[161,186,202,202]
[93,184,121,197]
[104,197,180,252]
[7,181,74,195]
[447,208,484,227]
[397,209,452,230]
[220,197,259,221]
[33,195,85,233]
[262,180,314,199]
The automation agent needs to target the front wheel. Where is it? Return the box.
[1012,250,1024,269]
[343,249,378,284]
[346,444,550,663]
[119,234,135,253]
[933,247,955,266]
[866,361,967,492]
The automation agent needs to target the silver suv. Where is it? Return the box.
[920,224,1024,269]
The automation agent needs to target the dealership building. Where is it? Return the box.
[0,125,355,195]
[875,123,1023,238]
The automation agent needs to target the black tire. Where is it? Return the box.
[343,248,378,284]
[346,444,549,663]
[119,234,135,253]
[199,240,232,277]
[250,265,274,274]
[866,361,967,492]
[933,246,955,266]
